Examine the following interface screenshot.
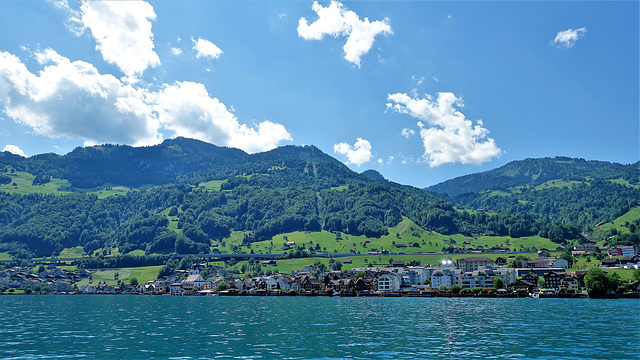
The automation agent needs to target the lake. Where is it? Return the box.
[0,296,637,359]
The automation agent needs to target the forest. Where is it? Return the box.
[0,139,637,259]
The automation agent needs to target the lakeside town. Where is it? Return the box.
[1,244,639,298]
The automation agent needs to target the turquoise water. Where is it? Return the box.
[0,296,637,359]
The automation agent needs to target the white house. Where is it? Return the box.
[377,273,401,292]
[182,274,205,290]
[431,269,454,288]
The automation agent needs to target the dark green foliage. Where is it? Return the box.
[428,157,639,196]
[0,174,10,185]
[584,267,618,297]
[0,140,636,258]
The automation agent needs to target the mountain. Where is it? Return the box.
[427,157,639,197]
[361,169,387,182]
[427,157,639,234]
[0,143,637,259]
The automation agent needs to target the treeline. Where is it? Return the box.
[0,171,585,259]
[455,180,638,230]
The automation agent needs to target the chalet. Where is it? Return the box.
[394,243,407,248]
[513,279,536,293]
[495,257,507,266]
[391,260,405,268]
[600,258,620,267]
[621,255,640,264]
[355,277,374,292]
[261,260,277,266]
[543,271,564,289]
[300,276,322,291]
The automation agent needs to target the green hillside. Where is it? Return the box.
[0,139,636,260]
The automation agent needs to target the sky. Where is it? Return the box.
[0,1,637,188]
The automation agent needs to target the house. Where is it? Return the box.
[182,274,205,290]
[300,276,322,291]
[354,277,374,292]
[55,280,71,293]
[559,275,580,292]
[621,255,640,264]
[513,279,536,293]
[169,283,183,295]
[391,260,405,268]
[495,257,507,266]
[343,259,352,264]
[394,243,407,248]
[262,260,277,266]
[456,257,493,272]
[543,271,564,289]
[600,258,620,267]
[431,269,454,288]
[377,273,401,292]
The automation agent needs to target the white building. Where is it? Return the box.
[377,273,401,292]
[431,269,455,288]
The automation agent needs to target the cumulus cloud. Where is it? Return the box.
[551,27,587,48]
[192,37,223,60]
[170,48,182,56]
[333,137,373,166]
[0,49,160,146]
[387,92,502,167]
[75,0,160,80]
[151,81,291,153]
[401,128,415,138]
[0,50,292,153]
[298,0,392,67]
[3,145,27,157]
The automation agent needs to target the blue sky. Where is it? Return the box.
[0,1,637,188]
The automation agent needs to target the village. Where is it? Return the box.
[1,244,639,298]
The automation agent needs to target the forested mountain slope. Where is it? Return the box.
[0,142,636,258]
[427,157,638,197]
[427,157,639,234]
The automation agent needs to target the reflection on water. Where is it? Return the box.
[0,296,637,359]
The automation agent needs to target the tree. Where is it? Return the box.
[331,260,343,271]
[438,284,447,292]
[216,282,228,292]
[584,267,617,297]
[130,277,138,286]
[493,277,504,290]
[450,284,462,294]
[633,268,640,282]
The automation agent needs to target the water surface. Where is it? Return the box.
[0,296,637,359]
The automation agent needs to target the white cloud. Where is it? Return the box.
[151,81,291,153]
[401,128,415,138]
[0,49,161,147]
[170,48,183,56]
[297,1,392,67]
[551,27,587,48]
[3,145,27,157]
[77,0,160,80]
[192,37,223,60]
[386,156,394,166]
[0,50,292,153]
[387,92,502,167]
[333,137,373,166]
